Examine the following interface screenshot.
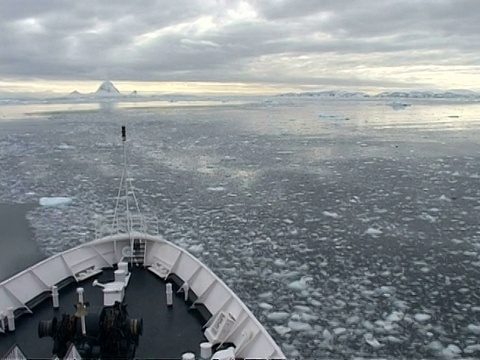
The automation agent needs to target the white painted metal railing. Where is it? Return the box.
[0,232,285,359]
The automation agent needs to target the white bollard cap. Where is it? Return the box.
[115,269,126,283]
[118,262,129,274]
[181,352,195,360]
[200,342,212,359]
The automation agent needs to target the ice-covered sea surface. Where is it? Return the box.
[1,98,480,358]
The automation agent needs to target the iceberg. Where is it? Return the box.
[94,81,122,97]
[318,113,350,120]
[389,101,411,110]
[39,197,73,207]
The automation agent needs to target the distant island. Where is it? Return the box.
[277,89,480,99]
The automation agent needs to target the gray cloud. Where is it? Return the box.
[1,0,479,91]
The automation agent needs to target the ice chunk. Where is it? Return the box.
[267,312,290,322]
[386,311,404,322]
[273,325,291,336]
[188,244,204,253]
[446,344,462,354]
[333,327,347,335]
[364,227,382,236]
[259,302,273,310]
[375,286,396,296]
[318,113,350,120]
[346,315,361,325]
[258,291,273,299]
[414,313,431,322]
[427,340,444,352]
[301,313,318,322]
[467,324,480,334]
[274,259,286,267]
[323,211,340,219]
[389,101,411,110]
[207,186,225,192]
[288,276,312,291]
[386,335,403,344]
[464,344,480,354]
[39,197,72,207]
[419,212,437,223]
[56,143,76,150]
[288,321,313,332]
[364,333,383,349]
[308,298,321,307]
[323,329,333,343]
[293,305,311,313]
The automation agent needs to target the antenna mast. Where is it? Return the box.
[113,126,140,233]
[122,126,130,232]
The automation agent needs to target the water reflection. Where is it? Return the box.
[0,99,249,120]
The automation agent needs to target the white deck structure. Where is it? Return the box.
[0,226,285,359]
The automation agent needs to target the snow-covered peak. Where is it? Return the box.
[277,90,369,98]
[95,81,122,97]
[67,90,86,98]
[375,89,479,99]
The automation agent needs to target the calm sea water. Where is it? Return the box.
[1,98,480,358]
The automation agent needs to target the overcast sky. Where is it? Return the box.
[1,0,479,94]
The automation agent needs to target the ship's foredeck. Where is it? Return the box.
[0,266,210,359]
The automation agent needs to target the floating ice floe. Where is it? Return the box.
[287,276,313,291]
[288,320,312,332]
[187,244,204,254]
[364,333,383,349]
[467,324,480,334]
[419,212,437,223]
[274,259,286,267]
[258,291,273,299]
[323,211,341,219]
[56,143,76,150]
[444,344,462,356]
[464,344,480,354]
[318,113,350,120]
[267,312,290,322]
[273,325,291,336]
[39,197,73,207]
[364,227,383,237]
[386,311,404,322]
[207,186,225,192]
[389,101,411,110]
[323,329,333,343]
[414,313,431,322]
[427,340,444,352]
[375,286,396,295]
[346,315,361,325]
[259,302,273,310]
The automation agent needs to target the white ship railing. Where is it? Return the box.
[0,233,285,359]
[94,213,159,239]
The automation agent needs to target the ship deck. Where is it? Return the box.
[0,266,212,359]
